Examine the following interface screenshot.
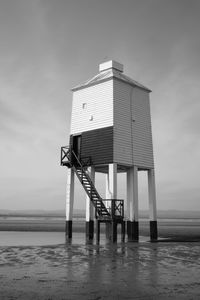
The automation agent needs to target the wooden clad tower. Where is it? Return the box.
[61,60,157,242]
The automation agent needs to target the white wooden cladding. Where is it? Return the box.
[131,87,154,168]
[70,80,113,134]
[113,80,133,165]
[113,79,154,169]
[70,77,154,169]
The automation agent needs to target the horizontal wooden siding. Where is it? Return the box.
[113,79,133,165]
[70,80,113,134]
[70,126,114,166]
[131,87,154,168]
[113,79,154,169]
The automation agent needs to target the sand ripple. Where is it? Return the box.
[0,242,200,299]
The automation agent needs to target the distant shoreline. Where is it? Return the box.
[0,218,200,242]
[1,209,200,219]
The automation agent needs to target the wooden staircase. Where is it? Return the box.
[75,167,111,218]
[61,147,111,219]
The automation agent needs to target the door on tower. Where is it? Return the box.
[72,134,81,165]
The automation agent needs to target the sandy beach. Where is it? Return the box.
[0,240,200,299]
[0,219,200,300]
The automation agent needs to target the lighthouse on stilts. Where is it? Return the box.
[61,60,157,242]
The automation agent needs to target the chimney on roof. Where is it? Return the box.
[99,60,124,73]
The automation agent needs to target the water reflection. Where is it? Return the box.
[1,231,200,299]
[0,231,150,247]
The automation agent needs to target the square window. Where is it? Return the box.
[82,103,87,109]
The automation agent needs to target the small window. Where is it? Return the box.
[82,103,87,109]
[89,115,93,121]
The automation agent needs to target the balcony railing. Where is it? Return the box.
[60,146,71,166]
[60,146,91,168]
[94,199,124,220]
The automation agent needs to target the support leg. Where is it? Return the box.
[148,169,158,241]
[106,222,112,240]
[65,220,72,239]
[121,221,126,242]
[111,221,117,243]
[127,220,139,242]
[126,166,139,241]
[86,167,95,240]
[105,163,117,213]
[66,168,74,239]
[150,221,158,241]
[96,220,100,244]
[86,220,94,241]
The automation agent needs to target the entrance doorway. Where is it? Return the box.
[72,135,81,164]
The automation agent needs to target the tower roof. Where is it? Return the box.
[72,60,151,92]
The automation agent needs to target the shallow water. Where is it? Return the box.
[0,239,200,299]
[0,231,150,246]
[0,231,68,246]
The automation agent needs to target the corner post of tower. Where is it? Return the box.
[106,163,117,199]
[148,168,158,241]
[65,168,75,239]
[105,163,118,241]
[86,166,95,241]
[127,166,139,241]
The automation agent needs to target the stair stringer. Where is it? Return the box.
[72,166,111,219]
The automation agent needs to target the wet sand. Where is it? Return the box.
[1,218,200,240]
[1,238,200,299]
[1,219,200,299]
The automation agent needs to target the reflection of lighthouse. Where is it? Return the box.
[61,60,157,242]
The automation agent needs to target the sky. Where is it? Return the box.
[0,0,200,212]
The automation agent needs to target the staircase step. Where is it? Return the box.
[73,162,111,218]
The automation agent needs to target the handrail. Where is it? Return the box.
[61,146,92,167]
[70,149,82,167]
[61,146,101,199]
[81,156,92,167]
[70,150,111,217]
[93,199,124,219]
[61,146,124,220]
[71,149,102,200]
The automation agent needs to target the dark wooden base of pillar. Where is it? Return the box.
[65,220,72,239]
[106,222,112,240]
[111,221,117,243]
[127,221,139,242]
[86,220,94,240]
[150,221,158,241]
[96,219,125,243]
[121,221,126,242]
[96,220,100,244]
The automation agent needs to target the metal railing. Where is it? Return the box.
[61,146,124,220]
[60,146,70,166]
[60,146,91,167]
[81,156,92,167]
[94,199,124,220]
